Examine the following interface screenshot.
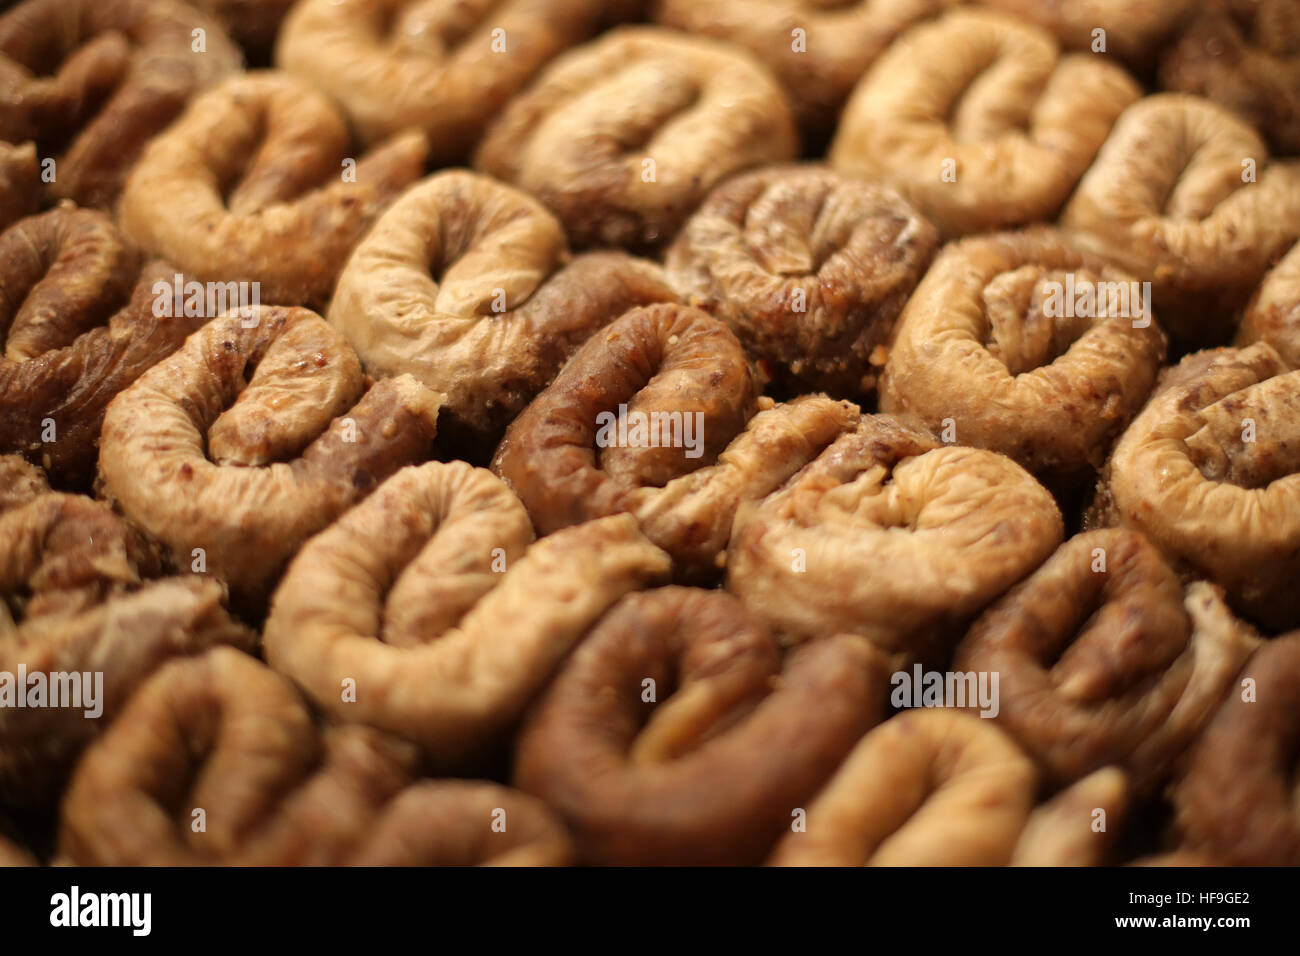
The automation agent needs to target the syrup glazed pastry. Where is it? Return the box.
[1161,0,1300,155]
[264,463,672,769]
[1237,240,1300,368]
[0,208,210,489]
[119,71,428,308]
[0,141,38,233]
[953,531,1261,793]
[474,27,799,252]
[1,492,255,812]
[1010,767,1130,867]
[96,305,443,610]
[514,588,889,865]
[1088,344,1300,632]
[653,0,955,138]
[829,9,1140,237]
[726,414,1063,667]
[277,0,611,164]
[328,170,676,447]
[665,164,940,397]
[767,710,1037,866]
[1170,632,1300,865]
[492,303,863,578]
[1062,94,1300,349]
[973,0,1194,62]
[878,229,1166,482]
[0,0,241,210]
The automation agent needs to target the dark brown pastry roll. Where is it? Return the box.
[514,587,889,865]
[119,71,428,308]
[0,208,213,489]
[953,530,1261,793]
[0,0,242,209]
[96,306,443,609]
[830,8,1140,237]
[1062,94,1300,350]
[665,164,939,397]
[1170,632,1300,865]
[1161,0,1300,155]
[726,414,1064,667]
[474,27,799,252]
[1088,344,1300,631]
[878,229,1166,482]
[328,170,676,447]
[0,140,38,232]
[1237,240,1300,367]
[653,0,955,138]
[277,0,611,162]
[492,303,862,578]
[264,462,671,769]
[767,710,1038,866]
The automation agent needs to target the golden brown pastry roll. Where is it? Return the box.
[328,170,676,447]
[514,587,889,865]
[654,0,956,138]
[878,229,1166,483]
[1088,344,1300,631]
[767,710,1038,866]
[1237,240,1300,368]
[0,209,212,489]
[954,530,1261,793]
[1062,94,1300,349]
[264,463,671,769]
[974,0,1193,62]
[1,492,254,813]
[1170,632,1300,865]
[726,414,1064,667]
[97,306,443,609]
[0,140,38,233]
[665,164,939,397]
[474,27,799,252]
[1009,767,1130,867]
[830,8,1140,237]
[0,0,241,209]
[492,303,861,578]
[1161,0,1300,155]
[277,0,610,163]
[120,71,427,308]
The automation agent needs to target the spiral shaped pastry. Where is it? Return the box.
[1237,240,1300,368]
[653,0,955,138]
[264,463,672,768]
[0,208,213,489]
[954,530,1261,793]
[492,303,864,577]
[277,0,610,163]
[514,587,888,865]
[0,0,241,209]
[878,229,1166,481]
[727,414,1063,666]
[767,710,1037,866]
[1062,94,1300,349]
[119,71,428,308]
[1088,343,1300,631]
[1,493,255,812]
[973,0,1193,62]
[1010,767,1129,866]
[0,140,38,233]
[97,305,443,609]
[328,170,676,447]
[665,164,939,397]
[58,647,418,865]
[1161,0,1300,155]
[1170,632,1300,865]
[829,9,1140,237]
[474,27,799,252]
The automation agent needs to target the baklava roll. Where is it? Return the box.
[666,164,939,397]
[1236,239,1300,368]
[830,8,1140,236]
[475,27,799,252]
[974,0,1193,62]
[0,140,38,233]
